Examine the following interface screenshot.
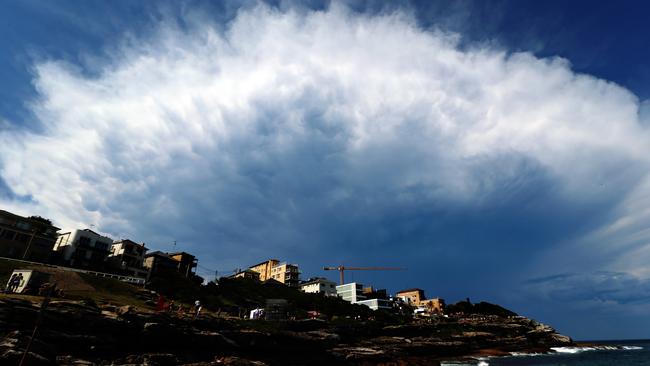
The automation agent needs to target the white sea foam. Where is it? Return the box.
[622,345,643,350]
[509,352,545,357]
[551,345,643,354]
[440,361,489,366]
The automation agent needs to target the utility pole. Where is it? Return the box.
[22,230,37,260]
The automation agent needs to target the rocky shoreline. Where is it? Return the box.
[0,296,574,365]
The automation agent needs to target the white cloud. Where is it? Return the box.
[1,4,649,279]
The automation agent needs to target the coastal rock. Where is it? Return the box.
[0,297,574,365]
[214,356,268,366]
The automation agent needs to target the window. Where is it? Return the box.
[2,230,16,240]
[78,236,91,247]
[15,233,30,243]
[16,221,31,230]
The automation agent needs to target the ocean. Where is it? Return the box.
[442,340,650,366]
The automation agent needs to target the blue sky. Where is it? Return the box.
[1,0,650,340]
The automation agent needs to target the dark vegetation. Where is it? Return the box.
[148,274,407,324]
[28,215,53,226]
[445,300,517,317]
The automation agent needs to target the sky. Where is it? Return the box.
[1,0,650,340]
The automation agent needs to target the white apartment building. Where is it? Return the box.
[300,277,337,296]
[53,229,114,269]
[336,282,366,303]
[355,298,393,311]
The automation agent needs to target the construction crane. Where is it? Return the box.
[323,266,406,285]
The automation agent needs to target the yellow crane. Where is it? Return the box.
[323,265,406,285]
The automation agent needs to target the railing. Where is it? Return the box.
[0,256,146,285]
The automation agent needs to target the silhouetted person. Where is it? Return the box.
[5,274,18,293]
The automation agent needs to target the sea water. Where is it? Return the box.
[442,339,649,366]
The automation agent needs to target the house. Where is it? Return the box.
[230,269,261,280]
[418,298,446,314]
[108,239,148,278]
[143,251,181,278]
[336,282,366,303]
[396,288,426,305]
[168,252,198,277]
[0,210,59,262]
[143,250,198,279]
[396,288,446,315]
[53,229,113,270]
[248,259,300,287]
[300,277,337,296]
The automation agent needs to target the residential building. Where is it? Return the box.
[418,298,446,314]
[300,277,337,296]
[0,210,59,262]
[248,259,300,286]
[143,250,198,279]
[355,298,393,311]
[230,269,260,280]
[362,286,388,300]
[396,288,446,315]
[268,262,300,286]
[168,252,198,277]
[53,229,113,270]
[143,251,180,278]
[108,239,148,278]
[336,282,366,303]
[396,288,426,305]
[249,259,280,282]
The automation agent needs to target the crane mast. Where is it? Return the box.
[323,265,406,285]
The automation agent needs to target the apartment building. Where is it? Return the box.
[0,210,59,262]
[248,259,300,286]
[336,282,366,303]
[108,239,148,278]
[355,298,393,311]
[143,250,198,279]
[300,277,337,296]
[168,252,198,277]
[54,229,113,270]
[231,269,261,280]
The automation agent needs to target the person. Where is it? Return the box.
[194,300,202,319]
[167,300,175,313]
[16,273,24,292]
[5,274,17,293]
[156,294,166,312]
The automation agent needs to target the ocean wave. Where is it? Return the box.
[622,345,643,350]
[551,345,643,354]
[509,352,545,357]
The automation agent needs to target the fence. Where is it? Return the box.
[0,256,146,285]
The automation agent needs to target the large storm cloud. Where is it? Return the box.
[1,4,649,334]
